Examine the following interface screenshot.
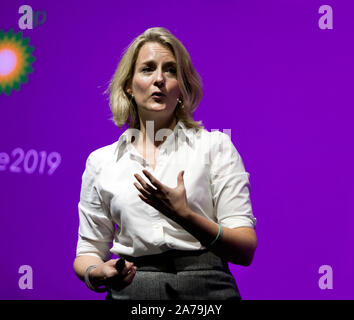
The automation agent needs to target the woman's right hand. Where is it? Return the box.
[89,259,137,291]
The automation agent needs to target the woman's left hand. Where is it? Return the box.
[133,169,190,221]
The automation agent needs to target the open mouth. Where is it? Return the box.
[151,93,165,99]
[151,91,165,96]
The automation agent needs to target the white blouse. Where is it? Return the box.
[76,120,257,261]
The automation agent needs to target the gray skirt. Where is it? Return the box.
[106,249,241,300]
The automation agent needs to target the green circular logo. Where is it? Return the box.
[0,29,35,96]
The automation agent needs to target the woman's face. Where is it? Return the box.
[127,42,181,119]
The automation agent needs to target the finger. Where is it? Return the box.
[138,193,155,206]
[134,173,157,194]
[178,170,185,184]
[122,266,137,284]
[134,182,151,198]
[107,266,136,289]
[120,262,136,278]
[142,170,166,191]
[138,193,170,215]
[117,261,133,276]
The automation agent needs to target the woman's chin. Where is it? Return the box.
[148,103,169,111]
[139,102,175,114]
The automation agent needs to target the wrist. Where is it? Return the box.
[176,205,193,221]
[206,223,223,249]
[89,267,105,287]
[174,208,224,248]
[84,265,107,292]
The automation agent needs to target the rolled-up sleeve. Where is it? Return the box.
[76,152,115,261]
[209,131,257,229]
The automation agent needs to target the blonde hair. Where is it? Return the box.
[105,27,204,130]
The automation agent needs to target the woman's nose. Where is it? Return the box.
[154,68,165,86]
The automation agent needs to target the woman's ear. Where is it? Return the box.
[124,80,132,96]
[125,87,131,96]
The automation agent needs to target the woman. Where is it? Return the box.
[73,27,257,300]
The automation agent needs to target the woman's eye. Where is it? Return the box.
[141,66,176,74]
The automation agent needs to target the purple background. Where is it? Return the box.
[1,0,353,300]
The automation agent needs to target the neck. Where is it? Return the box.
[137,115,178,148]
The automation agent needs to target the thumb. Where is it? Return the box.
[178,170,185,184]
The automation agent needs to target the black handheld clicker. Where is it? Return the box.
[115,257,126,272]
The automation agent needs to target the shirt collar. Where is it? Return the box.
[114,120,196,162]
